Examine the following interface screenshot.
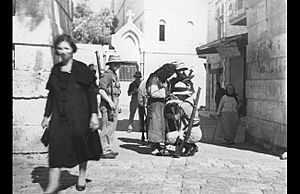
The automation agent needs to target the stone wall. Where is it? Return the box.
[13,0,74,153]
[245,0,287,151]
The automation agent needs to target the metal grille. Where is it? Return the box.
[119,65,137,82]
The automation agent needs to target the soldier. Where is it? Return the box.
[165,82,202,156]
[98,55,123,159]
[168,60,195,94]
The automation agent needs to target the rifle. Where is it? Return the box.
[95,51,102,86]
[173,87,201,158]
[108,80,115,122]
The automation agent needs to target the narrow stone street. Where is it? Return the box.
[13,130,286,194]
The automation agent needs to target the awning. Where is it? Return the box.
[196,33,248,58]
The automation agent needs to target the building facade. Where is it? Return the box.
[111,0,208,107]
[196,0,287,151]
[13,0,74,153]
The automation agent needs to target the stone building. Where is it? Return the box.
[196,0,286,152]
[245,0,286,151]
[111,0,208,107]
[13,0,74,153]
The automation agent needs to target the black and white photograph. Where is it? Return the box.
[13,0,287,193]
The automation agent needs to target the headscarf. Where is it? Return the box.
[146,63,177,89]
[225,84,239,104]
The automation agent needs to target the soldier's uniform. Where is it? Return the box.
[98,68,121,155]
[165,81,202,156]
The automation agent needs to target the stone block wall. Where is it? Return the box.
[13,0,73,153]
[245,0,287,151]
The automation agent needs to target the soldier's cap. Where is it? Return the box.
[172,82,193,96]
[171,60,189,71]
[106,55,126,65]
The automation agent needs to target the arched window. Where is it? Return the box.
[159,20,166,41]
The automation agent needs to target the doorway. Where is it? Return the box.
[229,54,245,112]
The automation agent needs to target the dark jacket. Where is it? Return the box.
[44,60,97,117]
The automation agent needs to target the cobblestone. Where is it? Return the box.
[13,131,286,194]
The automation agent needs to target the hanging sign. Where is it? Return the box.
[216,41,241,59]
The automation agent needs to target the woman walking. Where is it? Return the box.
[41,34,102,193]
[216,84,241,145]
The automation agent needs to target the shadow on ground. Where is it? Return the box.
[199,115,284,157]
[116,119,140,132]
[118,137,151,155]
[201,139,280,157]
[116,115,282,157]
[31,166,92,193]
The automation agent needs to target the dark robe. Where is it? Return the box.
[44,60,102,168]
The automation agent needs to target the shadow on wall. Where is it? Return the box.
[15,0,47,31]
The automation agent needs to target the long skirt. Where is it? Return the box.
[48,114,102,168]
[219,111,239,141]
[147,102,165,143]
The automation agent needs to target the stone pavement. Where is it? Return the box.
[13,131,286,194]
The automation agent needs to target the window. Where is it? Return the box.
[211,74,214,99]
[159,25,165,41]
[159,20,166,41]
[119,64,138,82]
[13,0,16,16]
[216,4,224,39]
[217,20,222,39]
[236,0,243,10]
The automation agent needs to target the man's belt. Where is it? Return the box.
[108,94,120,97]
[192,122,200,127]
[148,98,165,104]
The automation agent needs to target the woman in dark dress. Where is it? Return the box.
[41,34,102,193]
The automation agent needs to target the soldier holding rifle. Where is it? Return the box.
[98,55,123,159]
[165,83,202,157]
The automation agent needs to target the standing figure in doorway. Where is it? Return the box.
[217,84,241,145]
[215,82,226,111]
[41,34,101,193]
